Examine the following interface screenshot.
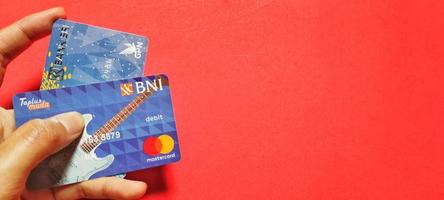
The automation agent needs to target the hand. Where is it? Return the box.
[0,8,147,200]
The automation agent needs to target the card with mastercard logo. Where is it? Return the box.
[13,74,180,188]
[41,19,148,90]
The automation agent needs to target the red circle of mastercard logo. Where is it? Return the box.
[143,134,174,156]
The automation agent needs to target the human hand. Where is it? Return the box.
[0,8,147,200]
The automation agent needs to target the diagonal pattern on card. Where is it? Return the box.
[41,19,148,89]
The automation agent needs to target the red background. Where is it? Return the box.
[1,0,444,199]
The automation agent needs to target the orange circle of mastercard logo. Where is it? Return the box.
[143,134,175,156]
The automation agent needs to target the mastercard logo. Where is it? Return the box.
[143,134,175,156]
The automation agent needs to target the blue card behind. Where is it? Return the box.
[14,75,180,188]
[41,19,148,89]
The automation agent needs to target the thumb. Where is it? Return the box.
[0,112,83,189]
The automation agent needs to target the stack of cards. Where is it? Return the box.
[12,19,181,188]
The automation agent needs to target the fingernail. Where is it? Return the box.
[51,112,84,135]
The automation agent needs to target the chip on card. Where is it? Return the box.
[14,74,180,188]
[41,19,148,89]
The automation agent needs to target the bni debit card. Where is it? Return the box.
[41,19,148,90]
[14,74,180,188]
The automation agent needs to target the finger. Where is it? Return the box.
[0,112,83,185]
[21,189,53,200]
[0,108,15,142]
[53,177,147,200]
[0,7,65,67]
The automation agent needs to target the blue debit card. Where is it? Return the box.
[14,74,180,188]
[41,19,148,90]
